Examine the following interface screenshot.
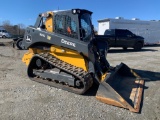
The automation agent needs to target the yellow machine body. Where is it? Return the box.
[45,12,54,32]
[22,46,88,71]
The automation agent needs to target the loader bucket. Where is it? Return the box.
[96,63,144,112]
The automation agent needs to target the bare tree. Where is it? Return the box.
[18,23,26,35]
[3,20,13,32]
[2,20,11,26]
[2,20,26,37]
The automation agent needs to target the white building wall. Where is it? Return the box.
[98,21,110,35]
[98,18,160,44]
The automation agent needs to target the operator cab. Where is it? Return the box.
[54,9,94,41]
[34,9,94,42]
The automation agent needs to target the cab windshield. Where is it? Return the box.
[80,13,92,41]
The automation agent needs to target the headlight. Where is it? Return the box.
[72,9,76,14]
[72,9,81,14]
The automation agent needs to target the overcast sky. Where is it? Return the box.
[0,0,159,28]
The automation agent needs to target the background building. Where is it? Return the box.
[98,17,160,44]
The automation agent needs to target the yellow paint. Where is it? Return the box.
[130,69,140,78]
[100,72,108,81]
[22,48,48,66]
[50,45,88,71]
[22,52,34,66]
[22,46,88,71]
[45,12,53,32]
[96,96,125,108]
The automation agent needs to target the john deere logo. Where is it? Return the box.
[26,35,32,43]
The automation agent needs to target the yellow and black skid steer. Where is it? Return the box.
[21,9,144,112]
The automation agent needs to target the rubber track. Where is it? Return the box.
[27,52,93,94]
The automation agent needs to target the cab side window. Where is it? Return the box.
[54,14,78,39]
[80,13,92,41]
[104,30,115,35]
[125,30,133,36]
[2,30,7,33]
[55,15,65,33]
[116,30,133,37]
[116,30,124,37]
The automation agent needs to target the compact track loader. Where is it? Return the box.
[21,9,144,112]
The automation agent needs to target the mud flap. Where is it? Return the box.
[96,63,144,112]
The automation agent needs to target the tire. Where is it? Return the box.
[123,47,127,50]
[134,42,143,51]
[16,39,23,50]
[2,35,6,39]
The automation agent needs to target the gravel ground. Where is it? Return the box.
[0,39,160,120]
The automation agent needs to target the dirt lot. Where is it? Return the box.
[0,39,160,120]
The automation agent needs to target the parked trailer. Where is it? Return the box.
[98,17,160,45]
